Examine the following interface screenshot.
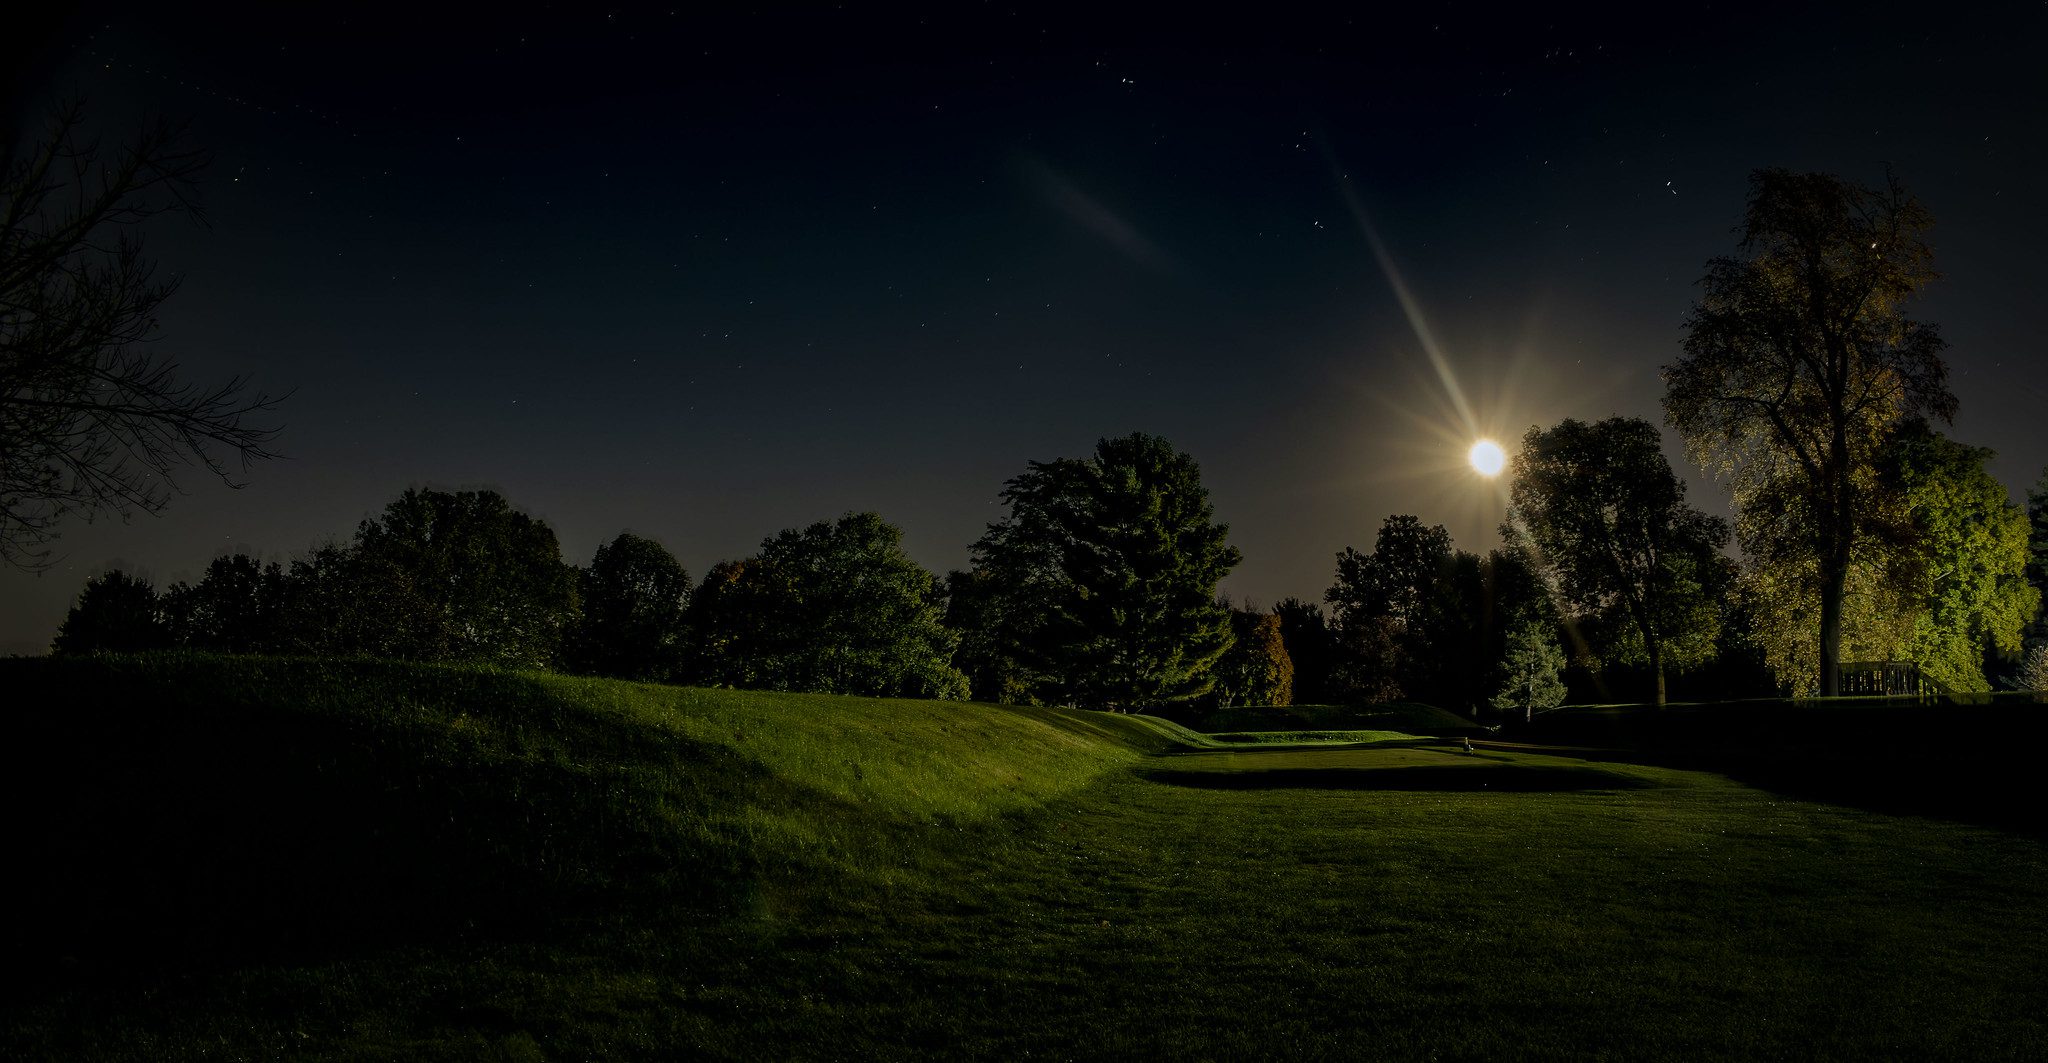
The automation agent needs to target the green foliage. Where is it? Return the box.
[686,512,967,699]
[1490,620,1568,718]
[1210,607,1293,708]
[350,488,580,669]
[1665,169,1955,695]
[568,531,691,681]
[51,569,169,653]
[1506,417,1731,705]
[971,433,1241,710]
[1885,426,2038,691]
[943,567,1036,704]
[1742,426,2037,694]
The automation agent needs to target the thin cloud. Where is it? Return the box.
[1023,157,1177,273]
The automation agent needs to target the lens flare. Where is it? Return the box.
[1469,439,1505,477]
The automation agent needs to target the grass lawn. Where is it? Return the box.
[5,655,2045,1060]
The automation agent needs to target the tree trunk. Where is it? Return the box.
[1649,637,1667,708]
[1818,546,1847,697]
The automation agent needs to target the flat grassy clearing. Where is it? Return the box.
[5,656,2046,1060]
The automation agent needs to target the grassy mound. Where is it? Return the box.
[0,654,1160,986]
[7,656,2048,1060]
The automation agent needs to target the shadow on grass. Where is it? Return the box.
[1517,696,2048,833]
[1139,763,1658,792]
[0,655,850,994]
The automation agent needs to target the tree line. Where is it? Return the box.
[17,140,2048,707]
[52,417,2047,712]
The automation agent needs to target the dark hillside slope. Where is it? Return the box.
[0,654,1162,988]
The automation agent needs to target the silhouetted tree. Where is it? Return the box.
[568,531,690,681]
[1,102,281,570]
[943,568,1033,703]
[52,569,169,653]
[1272,597,1335,704]
[349,488,578,668]
[1212,605,1293,708]
[1506,417,1730,706]
[1665,168,1955,696]
[687,513,966,699]
[971,434,1240,711]
[265,542,392,657]
[161,552,285,653]
[1324,515,1455,703]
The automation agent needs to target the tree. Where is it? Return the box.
[1,102,281,570]
[1880,425,2035,691]
[1490,619,1567,722]
[1665,168,1955,696]
[1323,515,1454,703]
[1211,605,1293,708]
[568,531,691,681]
[1738,426,2037,694]
[161,552,285,653]
[2027,467,2048,630]
[686,512,966,699]
[1272,597,1335,704]
[52,568,169,653]
[971,433,1240,711]
[943,567,1034,704]
[349,488,579,669]
[1505,417,1731,706]
[2024,644,2048,692]
[267,541,394,658]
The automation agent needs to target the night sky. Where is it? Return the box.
[4,3,2045,656]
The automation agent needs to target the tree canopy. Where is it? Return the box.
[52,568,169,654]
[569,532,691,681]
[350,488,579,669]
[1323,515,1455,704]
[1739,425,2037,693]
[1211,605,1293,709]
[1506,417,1730,706]
[1664,168,1954,696]
[971,433,1240,711]
[686,512,966,699]
[1490,619,1567,721]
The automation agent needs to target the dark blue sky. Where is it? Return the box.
[4,3,2045,654]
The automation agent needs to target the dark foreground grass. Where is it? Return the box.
[5,656,2047,1060]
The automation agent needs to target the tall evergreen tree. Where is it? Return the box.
[972,434,1240,711]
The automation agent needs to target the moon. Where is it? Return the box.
[1468,439,1505,477]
